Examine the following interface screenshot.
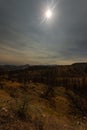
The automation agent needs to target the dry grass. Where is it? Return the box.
[0,80,87,130]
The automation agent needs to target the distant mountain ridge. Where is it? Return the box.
[0,64,30,71]
[0,63,87,76]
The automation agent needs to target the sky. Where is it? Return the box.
[0,0,87,65]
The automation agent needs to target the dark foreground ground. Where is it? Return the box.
[0,63,87,130]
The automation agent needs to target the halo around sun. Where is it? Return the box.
[45,9,52,19]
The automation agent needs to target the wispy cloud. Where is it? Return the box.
[0,0,87,64]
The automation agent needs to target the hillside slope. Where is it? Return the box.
[0,81,87,130]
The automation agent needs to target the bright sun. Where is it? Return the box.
[45,9,52,19]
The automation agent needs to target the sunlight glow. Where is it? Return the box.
[45,9,52,19]
[40,0,58,24]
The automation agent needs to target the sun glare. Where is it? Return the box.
[45,9,52,19]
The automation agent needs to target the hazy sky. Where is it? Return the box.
[0,0,87,65]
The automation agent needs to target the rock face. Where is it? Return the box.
[0,63,87,130]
